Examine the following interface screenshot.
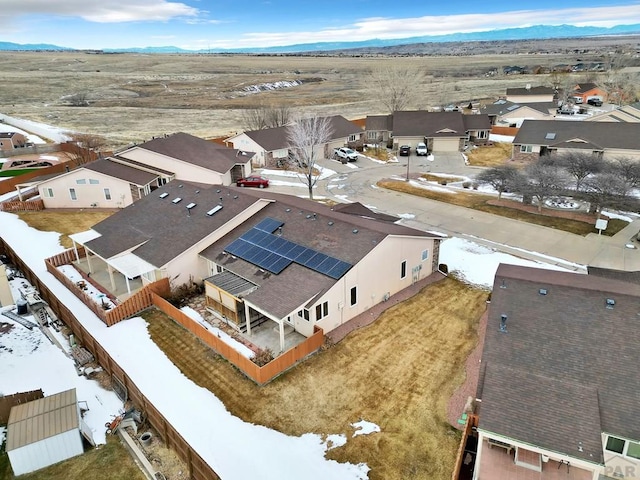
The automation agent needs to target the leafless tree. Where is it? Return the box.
[517,162,569,212]
[241,103,291,131]
[66,92,89,107]
[65,132,106,166]
[613,157,640,194]
[599,49,638,105]
[286,114,334,200]
[475,165,521,200]
[368,66,425,113]
[581,172,630,217]
[557,151,604,191]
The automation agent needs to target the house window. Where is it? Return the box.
[298,309,310,321]
[367,131,378,140]
[350,286,357,306]
[69,188,77,200]
[606,436,626,454]
[89,179,99,184]
[477,130,488,139]
[76,179,86,185]
[627,442,640,460]
[520,145,533,153]
[401,260,407,279]
[315,301,329,321]
[215,264,224,274]
[421,249,429,261]
[104,188,111,200]
[43,188,54,198]
[348,134,357,142]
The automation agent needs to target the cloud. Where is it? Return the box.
[1,0,199,23]
[207,4,640,49]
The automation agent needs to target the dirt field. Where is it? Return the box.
[0,50,617,147]
[143,277,487,480]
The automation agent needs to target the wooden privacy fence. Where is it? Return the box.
[153,293,325,384]
[451,413,479,480]
[490,126,519,137]
[0,199,44,212]
[1,237,219,480]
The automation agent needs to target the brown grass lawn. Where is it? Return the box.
[17,210,115,248]
[144,278,487,480]
[466,142,513,167]
[378,179,628,236]
[0,435,147,480]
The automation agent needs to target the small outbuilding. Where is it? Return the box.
[6,388,85,476]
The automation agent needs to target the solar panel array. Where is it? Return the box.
[224,217,352,279]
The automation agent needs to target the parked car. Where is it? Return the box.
[587,98,603,107]
[333,147,358,162]
[399,145,411,156]
[416,143,428,156]
[237,175,269,188]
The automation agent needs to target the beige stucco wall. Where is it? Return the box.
[506,94,554,103]
[285,236,438,337]
[119,148,229,185]
[39,170,135,209]
[228,134,268,167]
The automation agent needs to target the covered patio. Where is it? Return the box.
[236,318,306,355]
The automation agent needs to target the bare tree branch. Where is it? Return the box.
[367,66,425,113]
[65,132,106,167]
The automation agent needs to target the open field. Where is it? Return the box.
[0,47,630,147]
[144,278,487,480]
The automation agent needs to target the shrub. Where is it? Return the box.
[166,277,204,307]
[439,263,449,274]
[251,347,274,366]
[463,181,472,189]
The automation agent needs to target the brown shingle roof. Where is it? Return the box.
[244,126,289,151]
[514,120,640,151]
[478,264,640,459]
[365,114,393,131]
[392,111,468,137]
[462,114,491,131]
[139,132,253,174]
[506,86,555,96]
[85,158,158,186]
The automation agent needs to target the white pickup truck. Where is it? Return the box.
[333,147,358,162]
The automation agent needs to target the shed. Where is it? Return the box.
[6,388,85,476]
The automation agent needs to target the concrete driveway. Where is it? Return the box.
[262,152,640,272]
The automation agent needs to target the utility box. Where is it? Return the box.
[0,263,13,307]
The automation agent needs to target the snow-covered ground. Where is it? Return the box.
[0,113,71,143]
[0,123,47,144]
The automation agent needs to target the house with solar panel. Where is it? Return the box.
[68,181,442,351]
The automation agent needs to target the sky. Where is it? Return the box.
[1,0,640,50]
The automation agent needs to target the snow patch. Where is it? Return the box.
[351,420,380,437]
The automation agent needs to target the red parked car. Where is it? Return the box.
[237,175,269,188]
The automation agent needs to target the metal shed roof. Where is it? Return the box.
[6,389,79,451]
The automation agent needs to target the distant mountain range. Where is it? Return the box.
[2,23,640,54]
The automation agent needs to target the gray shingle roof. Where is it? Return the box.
[365,114,393,131]
[478,264,640,460]
[392,111,468,137]
[514,120,640,151]
[506,86,555,96]
[139,132,252,174]
[462,114,491,131]
[85,158,158,186]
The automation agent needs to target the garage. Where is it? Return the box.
[6,389,85,476]
[431,137,461,152]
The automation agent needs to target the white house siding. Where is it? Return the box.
[119,148,226,185]
[432,137,461,152]
[506,94,554,103]
[227,134,267,167]
[8,429,83,476]
[39,170,134,209]
[310,235,437,335]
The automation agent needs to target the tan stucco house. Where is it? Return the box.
[505,85,556,104]
[0,132,27,151]
[69,181,442,351]
[225,115,363,168]
[482,99,554,127]
[473,264,640,480]
[587,102,640,123]
[512,119,640,162]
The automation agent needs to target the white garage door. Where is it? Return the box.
[432,138,460,152]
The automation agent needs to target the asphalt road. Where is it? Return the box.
[265,152,640,272]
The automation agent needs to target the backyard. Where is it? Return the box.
[143,277,488,480]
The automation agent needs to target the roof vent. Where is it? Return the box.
[216,189,221,193]
[178,184,183,188]
[233,195,238,199]
[206,205,223,216]
[606,298,615,309]
[195,190,200,194]
[285,208,291,212]
[545,132,556,140]
[328,221,334,226]
[539,288,547,295]
[499,279,507,289]
[172,197,182,204]
[159,192,169,199]
[186,203,196,209]
[499,314,508,333]
[306,214,312,219]
[352,229,358,234]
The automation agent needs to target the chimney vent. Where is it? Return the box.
[499,314,508,333]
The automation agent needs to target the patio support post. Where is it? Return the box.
[16,186,23,201]
[72,240,80,264]
[107,264,116,292]
[124,274,131,294]
[473,431,484,480]
[244,303,252,335]
[85,249,93,274]
[279,320,285,352]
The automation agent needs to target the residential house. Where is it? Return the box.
[69,181,442,351]
[512,119,640,162]
[569,83,607,104]
[482,99,555,127]
[225,115,363,168]
[506,85,556,104]
[116,132,254,185]
[33,158,159,209]
[364,114,393,146]
[474,264,640,480]
[379,111,491,152]
[587,102,640,123]
[0,132,27,151]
